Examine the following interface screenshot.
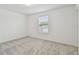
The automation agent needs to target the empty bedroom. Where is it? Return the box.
[0,4,78,55]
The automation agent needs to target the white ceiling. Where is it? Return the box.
[0,4,74,14]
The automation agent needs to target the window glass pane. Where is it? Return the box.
[39,16,48,33]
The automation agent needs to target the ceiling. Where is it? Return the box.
[0,4,73,14]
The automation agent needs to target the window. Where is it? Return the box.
[39,15,48,33]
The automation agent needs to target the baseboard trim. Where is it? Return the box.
[0,36,28,45]
[0,36,78,48]
[28,36,78,48]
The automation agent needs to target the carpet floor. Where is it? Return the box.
[0,37,78,55]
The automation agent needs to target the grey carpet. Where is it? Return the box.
[0,37,78,55]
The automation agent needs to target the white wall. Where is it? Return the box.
[28,5,77,46]
[77,4,79,54]
[0,5,77,47]
[78,5,79,54]
[0,9,27,43]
